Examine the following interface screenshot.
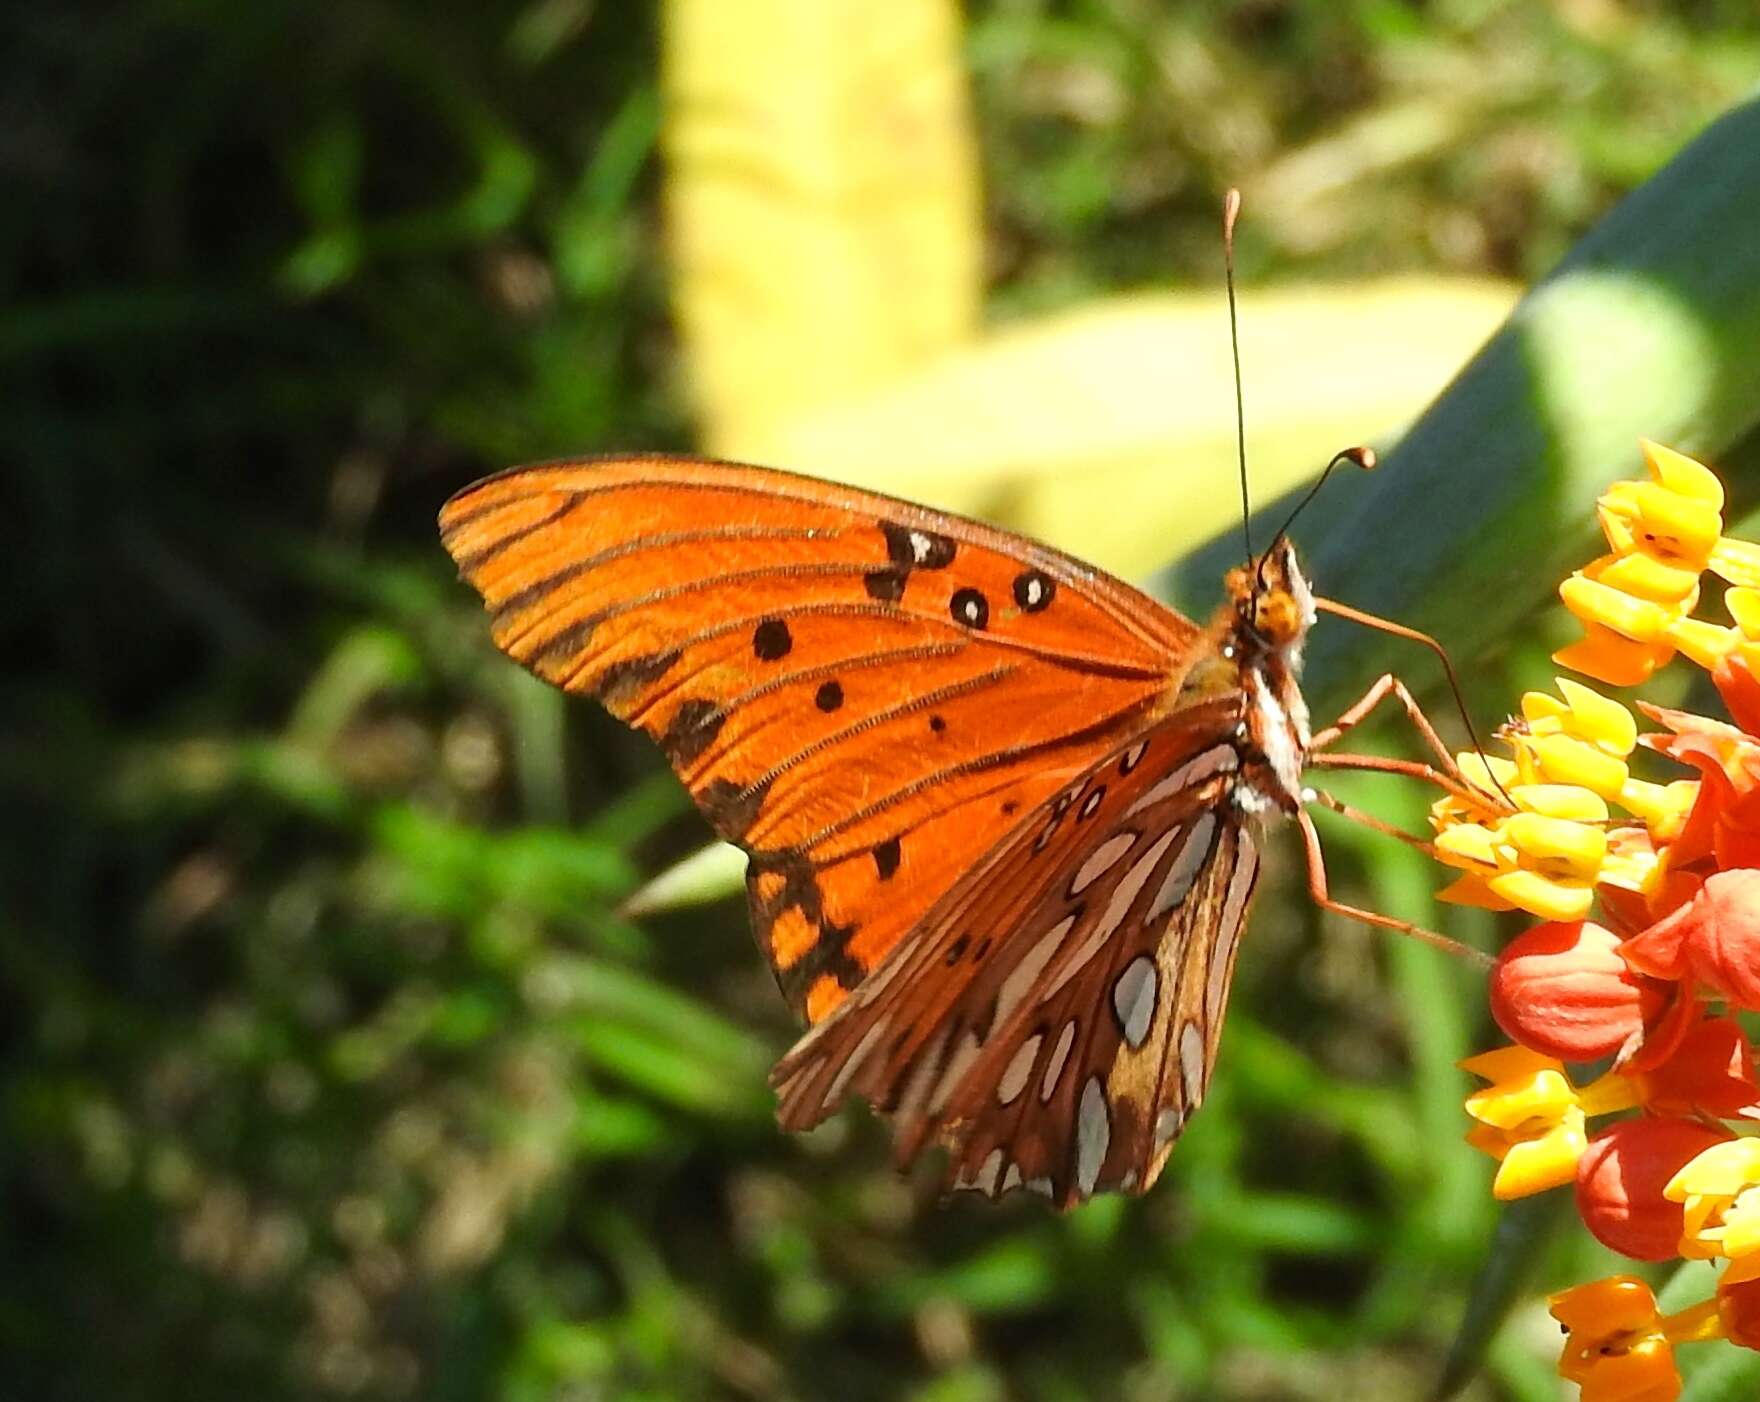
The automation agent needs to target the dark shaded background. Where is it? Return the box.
[6,4,1759,1398]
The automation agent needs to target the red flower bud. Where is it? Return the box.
[1627,870,1760,1010]
[1575,1117,1733,1261]
[1489,921,1665,1062]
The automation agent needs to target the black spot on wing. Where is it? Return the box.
[748,850,864,1013]
[660,699,725,765]
[873,836,901,880]
[698,775,773,841]
[882,521,956,570]
[598,649,681,706]
[526,617,597,669]
[815,680,844,712]
[950,588,989,630]
[863,567,907,603]
[1013,569,1055,612]
[753,619,793,660]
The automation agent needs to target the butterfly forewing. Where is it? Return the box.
[769,700,1263,1207]
[440,457,1202,1024]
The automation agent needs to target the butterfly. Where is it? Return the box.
[436,452,1445,1210]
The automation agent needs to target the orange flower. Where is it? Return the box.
[1632,1016,1760,1121]
[1550,1276,1682,1402]
[1624,871,1760,1012]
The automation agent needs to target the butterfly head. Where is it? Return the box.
[1225,535,1315,659]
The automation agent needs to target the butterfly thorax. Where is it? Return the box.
[1215,538,1315,819]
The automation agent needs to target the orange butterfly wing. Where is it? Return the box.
[770,701,1260,1207]
[438,456,1203,1023]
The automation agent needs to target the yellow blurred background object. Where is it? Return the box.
[663,0,1518,576]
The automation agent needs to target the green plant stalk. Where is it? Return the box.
[1164,92,1760,720]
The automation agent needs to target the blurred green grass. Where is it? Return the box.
[4,3,1760,1399]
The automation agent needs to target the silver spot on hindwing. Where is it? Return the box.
[823,1019,887,1109]
[931,1031,983,1114]
[1111,955,1159,1049]
[1178,1020,1206,1109]
[1002,1162,1022,1194]
[1205,840,1259,1027]
[1076,1076,1111,1196]
[1068,830,1137,896]
[1149,812,1218,921]
[995,914,1076,1027]
[997,1033,1042,1104]
[1120,739,1149,774]
[1155,1106,1184,1149]
[1040,1020,1077,1101]
[1043,826,1181,999]
[1125,745,1238,819]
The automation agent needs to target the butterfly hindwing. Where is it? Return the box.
[439,457,1201,1024]
[769,700,1262,1207]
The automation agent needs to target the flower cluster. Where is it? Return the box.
[1434,442,1760,1399]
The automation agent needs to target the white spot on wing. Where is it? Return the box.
[1076,1076,1111,1196]
[1040,1020,1077,1101]
[997,1033,1043,1104]
[973,1147,1004,1196]
[1148,811,1218,921]
[1002,1162,1022,1193]
[1025,1176,1055,1199]
[1112,955,1159,1049]
[1069,830,1137,895]
[1155,1106,1184,1149]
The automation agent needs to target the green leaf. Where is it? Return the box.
[1165,92,1760,716]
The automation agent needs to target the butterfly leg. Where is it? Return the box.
[1305,787,1440,857]
[1295,808,1490,967]
[1309,672,1509,811]
[1309,672,1460,774]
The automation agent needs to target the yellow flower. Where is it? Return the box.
[1665,1139,1760,1282]
[1520,678,1637,802]
[1461,1046,1636,1199]
[1556,443,1760,685]
[1433,782,1609,921]
[1617,777,1701,844]
[1668,584,1760,674]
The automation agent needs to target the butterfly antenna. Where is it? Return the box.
[1223,188,1252,573]
[1272,445,1376,549]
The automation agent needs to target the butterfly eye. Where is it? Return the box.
[1253,591,1301,644]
